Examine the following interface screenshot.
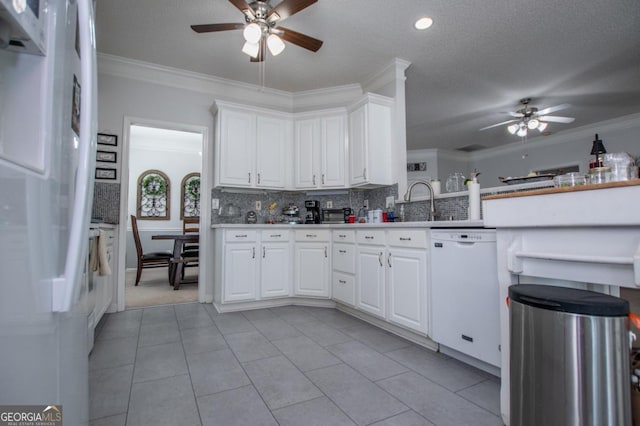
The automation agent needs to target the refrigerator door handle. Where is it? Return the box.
[53,0,98,312]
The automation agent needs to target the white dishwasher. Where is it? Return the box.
[430,229,500,369]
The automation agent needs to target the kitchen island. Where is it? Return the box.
[483,180,640,425]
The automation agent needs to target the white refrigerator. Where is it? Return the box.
[0,0,97,424]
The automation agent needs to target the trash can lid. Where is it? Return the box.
[509,284,629,316]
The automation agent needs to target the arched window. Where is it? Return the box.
[136,169,170,220]
[181,172,200,219]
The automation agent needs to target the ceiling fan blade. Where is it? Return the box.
[228,0,255,19]
[278,26,323,52]
[507,111,524,118]
[191,23,244,33]
[479,119,518,131]
[539,115,575,123]
[269,0,317,22]
[536,103,571,116]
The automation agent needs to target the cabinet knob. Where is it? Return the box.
[399,237,412,241]
[252,247,255,258]
[257,173,261,184]
[248,172,251,183]
[313,175,316,186]
[363,168,367,180]
[339,249,346,254]
[378,252,383,266]
[322,174,325,184]
[325,246,328,257]
[387,253,392,267]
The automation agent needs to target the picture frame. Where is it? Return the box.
[97,133,118,146]
[95,167,117,180]
[96,150,117,163]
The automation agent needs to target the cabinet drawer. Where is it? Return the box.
[261,229,290,242]
[387,229,428,249]
[332,230,355,243]
[295,229,330,242]
[356,229,386,245]
[225,230,257,242]
[332,243,355,274]
[332,271,355,306]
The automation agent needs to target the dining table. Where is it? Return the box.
[151,233,199,290]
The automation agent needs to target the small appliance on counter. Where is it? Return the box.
[305,200,321,224]
[321,208,352,224]
[281,204,302,224]
[245,211,257,224]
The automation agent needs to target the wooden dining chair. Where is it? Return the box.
[173,217,200,290]
[130,215,173,286]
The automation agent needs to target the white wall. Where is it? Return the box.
[407,113,640,190]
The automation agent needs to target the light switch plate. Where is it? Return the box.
[211,198,220,210]
[255,200,261,210]
[326,200,333,208]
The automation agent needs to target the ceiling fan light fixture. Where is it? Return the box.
[267,34,285,56]
[537,121,548,132]
[243,23,262,43]
[414,17,433,30]
[527,118,539,130]
[242,41,260,58]
[507,124,519,134]
[516,124,527,137]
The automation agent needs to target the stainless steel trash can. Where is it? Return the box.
[509,284,631,426]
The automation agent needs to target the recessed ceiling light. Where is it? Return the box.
[414,17,433,30]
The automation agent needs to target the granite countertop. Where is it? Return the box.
[212,220,485,229]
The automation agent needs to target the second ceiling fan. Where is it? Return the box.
[191,0,323,62]
[480,98,575,137]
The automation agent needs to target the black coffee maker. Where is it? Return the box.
[304,200,321,224]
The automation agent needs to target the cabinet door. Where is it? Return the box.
[223,243,258,302]
[294,118,319,188]
[261,243,291,298]
[294,243,329,297]
[332,271,355,306]
[256,115,288,188]
[356,246,385,318]
[218,109,255,187]
[320,115,346,187]
[349,105,367,185]
[387,248,427,333]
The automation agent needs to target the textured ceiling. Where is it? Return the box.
[95,0,640,151]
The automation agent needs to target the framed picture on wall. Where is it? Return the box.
[96,150,117,163]
[97,133,118,146]
[96,167,117,180]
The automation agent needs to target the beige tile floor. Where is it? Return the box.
[89,304,502,426]
[125,267,198,308]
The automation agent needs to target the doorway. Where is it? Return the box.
[116,117,209,310]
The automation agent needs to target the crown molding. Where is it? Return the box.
[98,53,294,111]
[292,84,363,111]
[363,58,411,94]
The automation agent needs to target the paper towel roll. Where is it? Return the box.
[468,181,481,220]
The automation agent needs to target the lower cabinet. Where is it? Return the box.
[221,229,291,303]
[260,242,291,298]
[223,243,258,302]
[294,242,330,297]
[94,226,117,324]
[356,245,386,318]
[332,230,356,306]
[387,247,427,333]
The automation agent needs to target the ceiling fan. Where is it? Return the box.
[191,0,323,62]
[479,98,575,137]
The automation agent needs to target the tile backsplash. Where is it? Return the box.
[211,185,398,224]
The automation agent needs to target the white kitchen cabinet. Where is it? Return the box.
[220,229,291,303]
[387,247,427,334]
[214,101,291,189]
[294,230,330,297]
[356,230,387,318]
[294,111,347,189]
[223,242,258,302]
[348,94,393,187]
[331,230,356,306]
[260,242,291,298]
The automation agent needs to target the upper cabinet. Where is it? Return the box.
[294,110,347,189]
[348,94,394,187]
[214,102,291,189]
[213,94,395,191]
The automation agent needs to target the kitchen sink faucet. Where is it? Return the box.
[403,180,437,221]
